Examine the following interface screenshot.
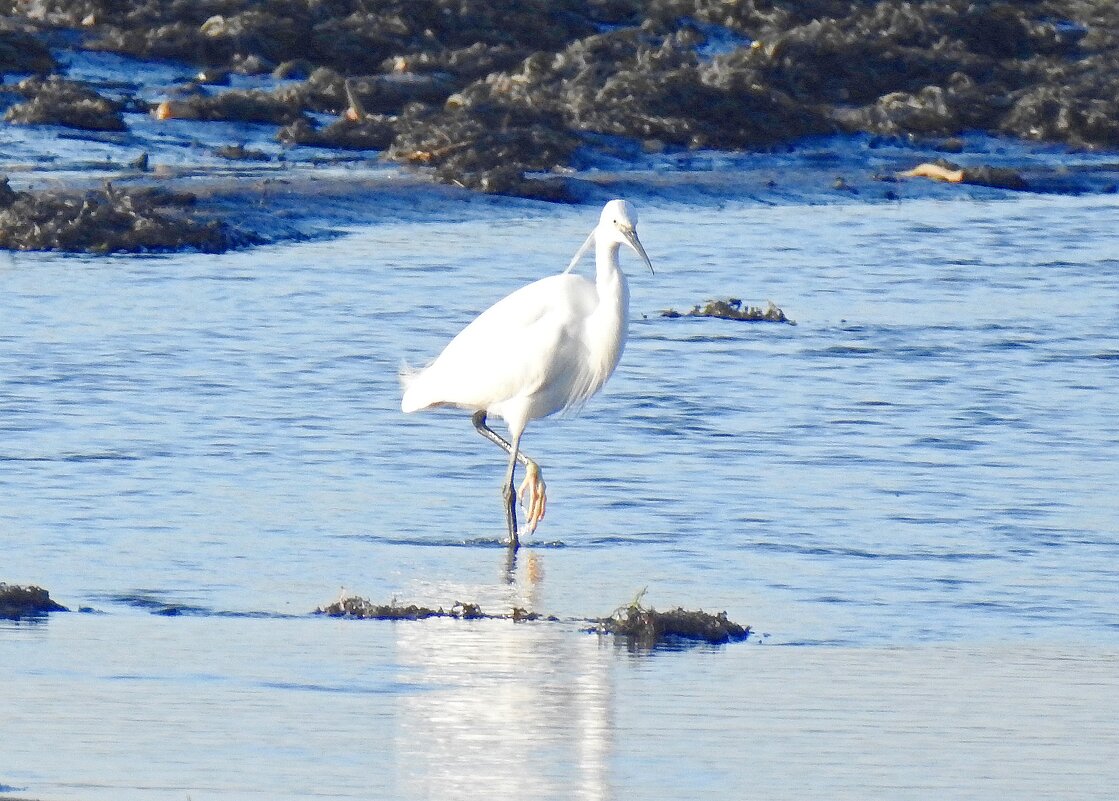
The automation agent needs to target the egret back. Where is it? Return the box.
[400,273,603,419]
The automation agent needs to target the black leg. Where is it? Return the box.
[472,410,521,548]
[472,411,533,467]
[471,411,546,548]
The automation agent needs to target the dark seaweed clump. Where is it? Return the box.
[662,298,793,323]
[597,599,750,647]
[5,0,1119,200]
[0,178,261,253]
[320,593,748,648]
[317,596,551,622]
[52,0,592,76]
[0,583,68,620]
[152,87,305,125]
[4,75,126,131]
[0,20,56,73]
[278,115,396,152]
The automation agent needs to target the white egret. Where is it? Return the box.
[401,199,654,548]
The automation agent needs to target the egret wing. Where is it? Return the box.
[401,274,596,414]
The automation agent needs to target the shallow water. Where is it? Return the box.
[6,615,1118,801]
[3,186,1119,799]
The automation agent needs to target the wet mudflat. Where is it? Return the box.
[2,182,1118,799]
[5,0,1119,207]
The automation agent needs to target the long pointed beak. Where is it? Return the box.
[563,230,596,274]
[624,229,654,275]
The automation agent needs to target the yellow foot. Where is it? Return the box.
[517,461,547,535]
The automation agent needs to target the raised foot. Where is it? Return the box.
[517,461,547,535]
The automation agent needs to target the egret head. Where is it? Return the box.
[600,198,637,229]
[565,199,654,274]
[600,199,654,275]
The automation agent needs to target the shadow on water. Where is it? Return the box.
[98,591,298,619]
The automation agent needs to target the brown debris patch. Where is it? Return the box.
[277,116,395,151]
[5,75,126,132]
[316,596,555,622]
[343,73,455,115]
[0,23,57,73]
[151,88,305,125]
[213,143,271,161]
[0,178,261,254]
[387,103,578,200]
[317,593,748,647]
[662,298,793,324]
[596,594,750,647]
[1,583,68,620]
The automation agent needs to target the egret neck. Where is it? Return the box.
[588,235,631,385]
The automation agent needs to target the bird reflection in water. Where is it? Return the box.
[502,542,544,588]
[391,555,613,801]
